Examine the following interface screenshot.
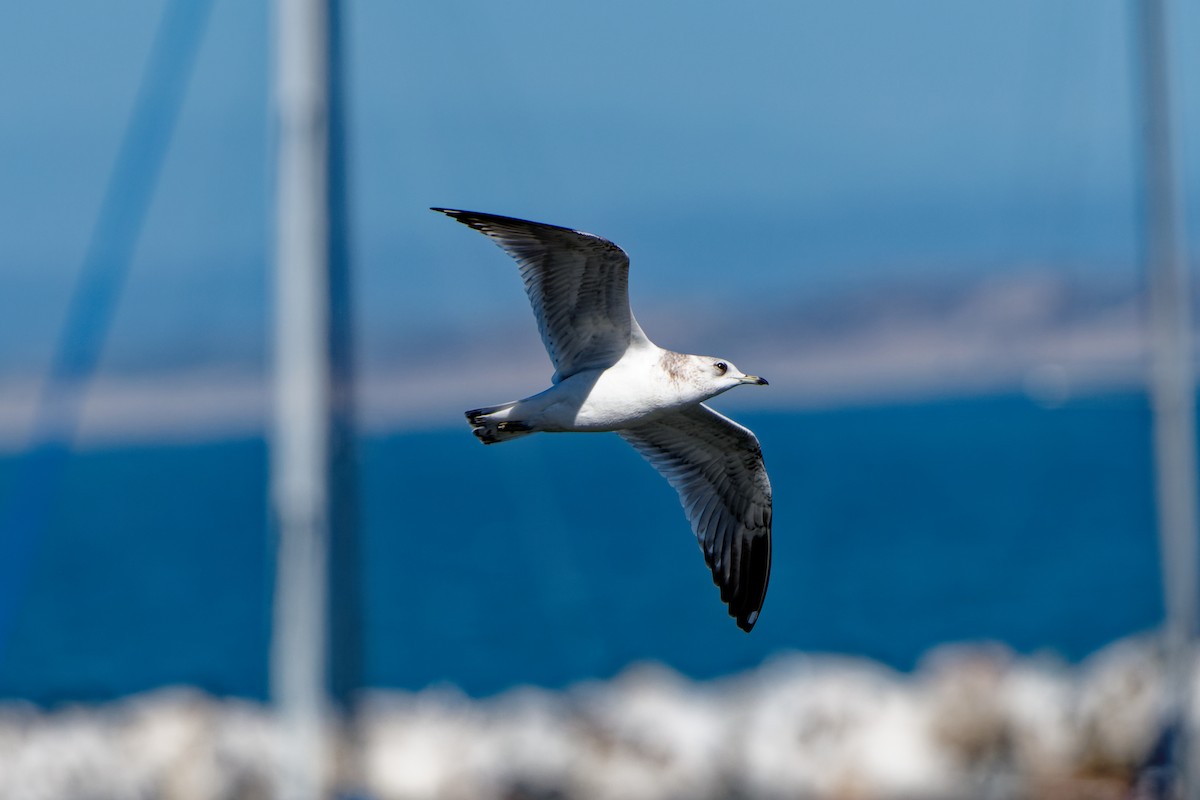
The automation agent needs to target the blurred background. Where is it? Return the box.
[1,2,1199,799]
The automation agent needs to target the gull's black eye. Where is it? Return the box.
[714,361,728,375]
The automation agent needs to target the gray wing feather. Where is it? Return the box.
[618,404,772,631]
[433,208,650,379]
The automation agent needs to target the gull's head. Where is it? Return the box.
[686,355,769,398]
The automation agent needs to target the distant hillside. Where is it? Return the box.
[0,270,1167,450]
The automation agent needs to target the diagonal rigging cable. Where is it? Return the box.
[0,0,214,662]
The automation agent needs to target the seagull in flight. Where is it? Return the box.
[433,208,772,631]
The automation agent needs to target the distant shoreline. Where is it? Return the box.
[0,270,1163,452]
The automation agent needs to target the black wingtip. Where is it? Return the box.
[430,208,598,240]
[725,527,771,633]
[431,207,515,227]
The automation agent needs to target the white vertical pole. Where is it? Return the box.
[271,1,332,798]
[1137,0,1198,796]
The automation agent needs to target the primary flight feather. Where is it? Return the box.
[433,208,773,631]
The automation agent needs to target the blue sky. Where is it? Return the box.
[1,1,1197,378]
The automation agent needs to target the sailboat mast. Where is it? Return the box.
[1137,0,1197,795]
[269,0,354,796]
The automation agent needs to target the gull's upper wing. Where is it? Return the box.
[618,404,772,631]
[433,208,651,380]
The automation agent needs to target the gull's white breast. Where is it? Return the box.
[524,347,703,432]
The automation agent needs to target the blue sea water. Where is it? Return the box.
[0,392,1165,704]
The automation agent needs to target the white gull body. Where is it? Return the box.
[434,208,773,631]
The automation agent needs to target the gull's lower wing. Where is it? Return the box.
[433,208,651,379]
[618,404,772,631]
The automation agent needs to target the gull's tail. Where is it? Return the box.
[465,402,535,445]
